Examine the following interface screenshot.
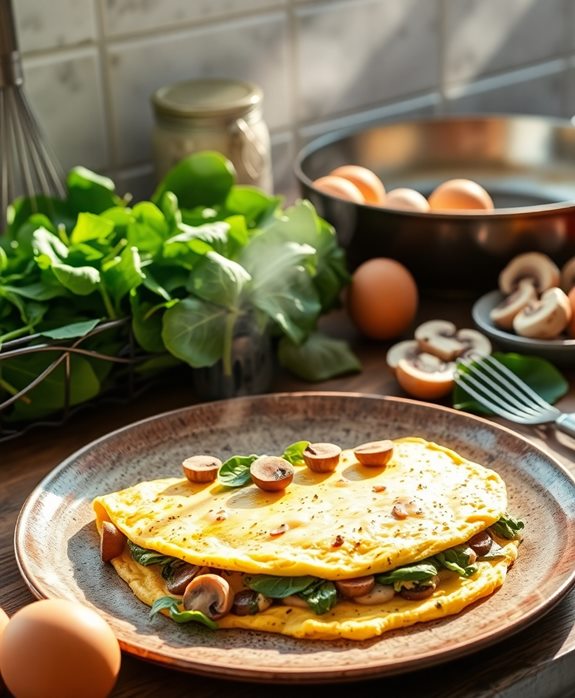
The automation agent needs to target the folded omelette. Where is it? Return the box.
[93,436,523,641]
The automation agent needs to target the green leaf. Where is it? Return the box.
[375,561,439,586]
[434,546,477,577]
[489,514,525,540]
[217,454,258,487]
[40,318,101,340]
[244,575,316,598]
[52,262,101,296]
[128,541,175,567]
[282,441,310,466]
[130,293,167,354]
[0,282,68,302]
[225,185,281,227]
[453,352,568,414]
[102,245,145,304]
[70,212,115,244]
[153,151,236,209]
[67,166,123,214]
[190,251,251,309]
[32,228,68,265]
[149,596,180,617]
[168,608,218,629]
[278,331,361,382]
[297,579,337,615]
[161,297,228,368]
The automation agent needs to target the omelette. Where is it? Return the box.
[93,436,523,641]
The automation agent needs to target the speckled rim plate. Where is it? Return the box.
[13,392,575,684]
[472,290,575,366]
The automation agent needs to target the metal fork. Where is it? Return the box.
[454,354,575,438]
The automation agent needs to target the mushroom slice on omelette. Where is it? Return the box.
[93,436,523,641]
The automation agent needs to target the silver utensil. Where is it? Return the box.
[0,0,65,227]
[454,353,575,437]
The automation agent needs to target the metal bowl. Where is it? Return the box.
[294,114,575,297]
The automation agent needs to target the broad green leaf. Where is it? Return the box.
[244,575,316,598]
[71,212,115,244]
[453,352,569,414]
[489,514,525,540]
[6,195,73,237]
[52,262,101,295]
[375,561,439,586]
[217,454,258,487]
[153,151,236,209]
[67,166,123,214]
[1,282,68,302]
[102,245,145,304]
[32,228,68,266]
[282,440,310,466]
[224,185,281,227]
[40,318,101,340]
[434,546,477,577]
[130,293,167,354]
[297,580,337,615]
[190,251,251,309]
[161,297,228,367]
[278,332,361,382]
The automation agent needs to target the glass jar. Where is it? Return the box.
[151,78,273,192]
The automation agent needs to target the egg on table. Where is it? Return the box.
[312,174,365,203]
[347,258,419,340]
[428,178,494,211]
[0,599,121,698]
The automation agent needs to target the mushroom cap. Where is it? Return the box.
[250,456,294,492]
[395,354,455,400]
[414,320,465,362]
[498,252,560,295]
[560,256,575,293]
[182,573,233,620]
[490,279,537,331]
[513,287,572,339]
[386,340,420,369]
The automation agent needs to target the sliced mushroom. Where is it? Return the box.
[414,320,465,361]
[165,563,210,596]
[489,278,538,331]
[250,456,294,492]
[182,455,222,483]
[182,573,233,620]
[513,287,572,339]
[561,256,575,293]
[354,583,396,605]
[468,530,493,557]
[100,521,126,562]
[456,328,492,358]
[302,442,342,473]
[498,252,560,295]
[232,589,273,616]
[399,578,437,601]
[281,595,310,609]
[353,440,394,467]
[385,339,420,370]
[335,575,375,599]
[395,353,455,400]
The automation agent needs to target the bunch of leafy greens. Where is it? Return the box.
[0,151,360,422]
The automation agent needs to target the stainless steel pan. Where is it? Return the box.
[294,114,575,297]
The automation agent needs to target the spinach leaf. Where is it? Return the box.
[189,251,251,309]
[149,596,218,630]
[489,514,525,540]
[375,561,439,587]
[39,318,101,340]
[278,331,361,382]
[244,575,316,598]
[434,545,477,577]
[297,579,337,615]
[217,454,258,487]
[67,166,123,214]
[128,541,175,567]
[282,440,310,466]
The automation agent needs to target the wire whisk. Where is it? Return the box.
[0,0,65,230]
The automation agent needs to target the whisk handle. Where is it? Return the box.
[0,0,23,87]
[556,413,575,439]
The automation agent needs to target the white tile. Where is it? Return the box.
[444,62,568,117]
[14,0,97,53]
[102,0,287,36]
[444,0,567,85]
[107,14,291,166]
[295,0,439,122]
[21,50,109,172]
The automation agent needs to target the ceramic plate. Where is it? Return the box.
[14,393,575,683]
[472,290,575,366]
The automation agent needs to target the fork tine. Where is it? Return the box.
[454,371,552,424]
[478,354,559,414]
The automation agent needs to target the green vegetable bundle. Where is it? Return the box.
[0,151,360,423]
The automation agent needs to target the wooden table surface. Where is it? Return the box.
[1,299,575,698]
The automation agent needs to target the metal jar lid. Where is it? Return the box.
[152,78,263,122]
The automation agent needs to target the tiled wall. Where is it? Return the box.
[13,0,575,202]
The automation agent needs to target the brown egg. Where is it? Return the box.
[428,178,494,211]
[347,258,419,340]
[328,165,386,204]
[312,175,365,203]
[385,187,430,212]
[0,607,9,684]
[568,287,575,338]
[0,599,121,698]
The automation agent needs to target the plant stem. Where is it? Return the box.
[99,284,117,320]
[222,311,238,377]
[0,376,32,404]
[0,325,33,343]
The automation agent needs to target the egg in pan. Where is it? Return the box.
[93,437,522,641]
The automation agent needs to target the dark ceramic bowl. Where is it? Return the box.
[294,114,575,298]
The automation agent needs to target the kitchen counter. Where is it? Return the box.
[1,298,574,698]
